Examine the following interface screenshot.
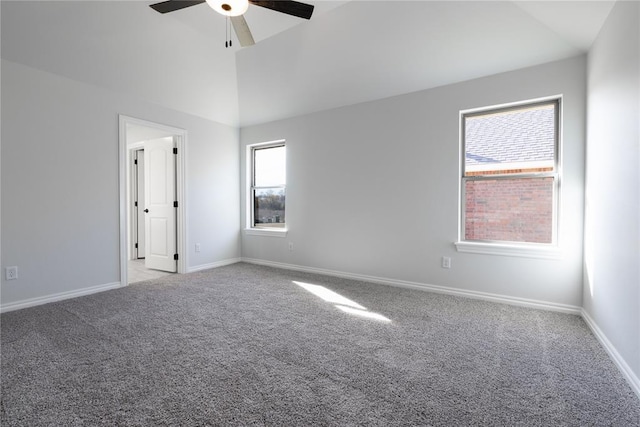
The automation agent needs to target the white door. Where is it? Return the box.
[135,149,146,259]
[144,137,177,272]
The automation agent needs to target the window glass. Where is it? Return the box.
[462,100,558,245]
[254,145,286,187]
[464,177,554,243]
[251,143,286,229]
[465,104,556,175]
[254,188,285,227]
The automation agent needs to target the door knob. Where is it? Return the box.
[144,209,149,213]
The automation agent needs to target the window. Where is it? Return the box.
[459,99,560,254]
[249,142,286,230]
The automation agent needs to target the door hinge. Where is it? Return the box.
[135,243,138,249]
[173,147,178,155]
[134,159,138,165]
[134,201,138,207]
[174,201,178,208]
[174,253,179,261]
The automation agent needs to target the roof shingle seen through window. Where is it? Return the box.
[465,104,555,167]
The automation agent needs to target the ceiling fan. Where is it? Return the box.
[149,0,315,47]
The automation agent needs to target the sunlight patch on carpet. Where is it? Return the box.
[293,281,391,322]
[335,305,391,322]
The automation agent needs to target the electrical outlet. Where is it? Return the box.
[288,242,294,251]
[5,266,18,280]
[441,257,451,269]
[195,243,201,253]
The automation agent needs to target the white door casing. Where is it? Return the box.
[144,137,177,272]
[119,114,186,286]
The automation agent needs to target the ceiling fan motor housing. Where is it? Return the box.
[206,0,249,16]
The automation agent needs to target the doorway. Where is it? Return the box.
[119,115,187,285]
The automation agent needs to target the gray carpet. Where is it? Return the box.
[1,262,639,426]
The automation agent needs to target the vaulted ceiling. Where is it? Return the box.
[1,1,615,127]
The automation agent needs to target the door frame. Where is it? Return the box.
[130,146,145,260]
[118,115,187,285]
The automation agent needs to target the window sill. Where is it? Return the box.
[454,241,562,259]
[244,228,288,237]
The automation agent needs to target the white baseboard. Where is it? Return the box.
[241,258,582,315]
[1,258,241,313]
[581,309,640,399]
[1,281,122,314]
[187,258,242,273]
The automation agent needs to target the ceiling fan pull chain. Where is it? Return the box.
[225,16,229,48]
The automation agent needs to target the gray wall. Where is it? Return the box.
[241,56,586,308]
[584,1,640,388]
[1,59,241,308]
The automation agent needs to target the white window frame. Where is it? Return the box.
[245,140,287,237]
[455,96,562,259]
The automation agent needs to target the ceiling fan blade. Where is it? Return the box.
[231,15,256,47]
[249,0,314,20]
[149,0,206,14]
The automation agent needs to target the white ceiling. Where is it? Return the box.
[1,1,615,128]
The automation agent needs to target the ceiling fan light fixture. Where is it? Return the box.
[205,0,249,17]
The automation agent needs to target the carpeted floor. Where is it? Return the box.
[1,262,639,426]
